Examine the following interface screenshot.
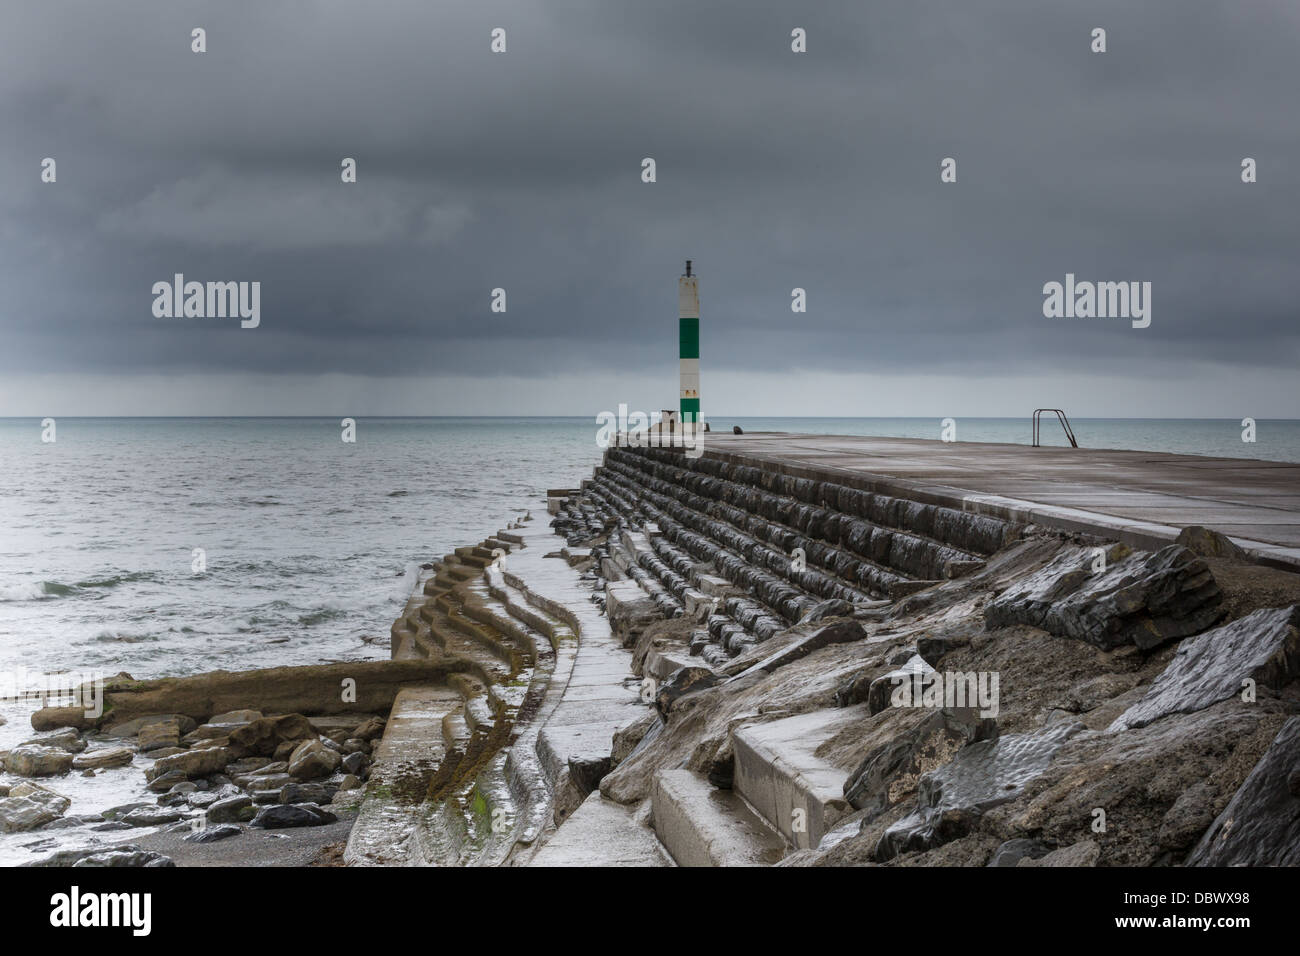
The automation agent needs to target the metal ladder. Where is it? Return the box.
[1032,409,1078,448]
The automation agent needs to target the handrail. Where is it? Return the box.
[1032,409,1078,448]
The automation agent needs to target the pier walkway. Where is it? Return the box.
[702,433,1300,571]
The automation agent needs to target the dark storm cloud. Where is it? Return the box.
[2,0,1298,388]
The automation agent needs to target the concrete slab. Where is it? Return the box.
[528,792,670,866]
[732,707,864,850]
[653,769,786,867]
[703,433,1300,570]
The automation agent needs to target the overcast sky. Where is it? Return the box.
[2,1,1297,417]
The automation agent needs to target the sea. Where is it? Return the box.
[0,415,1296,862]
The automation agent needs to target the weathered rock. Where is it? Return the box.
[1186,716,1300,866]
[279,782,338,805]
[250,803,337,828]
[309,714,379,741]
[287,740,341,780]
[737,620,867,679]
[273,740,299,761]
[184,823,242,843]
[1018,839,1100,867]
[1156,780,1220,851]
[845,707,998,819]
[21,729,86,753]
[71,747,134,771]
[0,783,72,833]
[144,770,188,793]
[206,794,254,824]
[876,721,1085,861]
[653,666,720,718]
[1176,525,1247,561]
[120,805,189,827]
[184,723,240,743]
[145,746,234,782]
[28,707,95,732]
[350,716,386,741]
[338,774,362,790]
[867,655,937,716]
[72,849,175,867]
[105,714,197,738]
[800,599,855,624]
[210,709,263,725]
[987,838,1051,867]
[340,751,367,776]
[229,714,318,757]
[1110,605,1300,731]
[138,719,182,752]
[102,801,153,820]
[226,756,274,775]
[984,544,1223,651]
[917,633,971,667]
[245,773,293,794]
[611,712,661,768]
[22,844,168,867]
[4,744,74,777]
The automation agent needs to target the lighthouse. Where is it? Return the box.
[679,260,700,428]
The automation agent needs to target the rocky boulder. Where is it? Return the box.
[119,806,188,827]
[138,719,182,752]
[250,803,337,828]
[653,666,720,718]
[71,747,134,771]
[4,744,74,777]
[287,740,341,780]
[876,720,1085,861]
[72,849,175,867]
[228,714,318,757]
[144,746,234,782]
[205,794,254,824]
[184,823,241,843]
[0,782,72,833]
[105,714,197,738]
[1176,525,1247,561]
[1110,605,1300,731]
[21,729,86,753]
[845,707,998,820]
[1187,716,1300,866]
[984,544,1223,651]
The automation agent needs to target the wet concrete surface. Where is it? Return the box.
[703,433,1300,569]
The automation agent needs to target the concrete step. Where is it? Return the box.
[441,709,471,750]
[652,768,787,867]
[528,792,670,866]
[464,694,497,734]
[344,684,464,866]
[732,707,862,850]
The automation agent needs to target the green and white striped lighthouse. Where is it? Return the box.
[678,260,700,426]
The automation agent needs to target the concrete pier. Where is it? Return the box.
[703,433,1300,571]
